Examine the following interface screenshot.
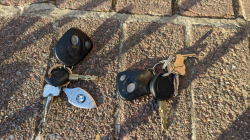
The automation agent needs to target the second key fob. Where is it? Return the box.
[55,28,93,66]
[116,70,153,100]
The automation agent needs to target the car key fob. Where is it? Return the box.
[149,73,174,100]
[116,70,153,100]
[55,28,93,66]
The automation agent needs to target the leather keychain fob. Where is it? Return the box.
[116,70,153,100]
[55,28,93,66]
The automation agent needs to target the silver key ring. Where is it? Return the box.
[149,55,175,76]
[161,62,175,77]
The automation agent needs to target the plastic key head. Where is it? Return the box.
[44,67,70,87]
[149,73,174,100]
[55,28,93,66]
[42,84,61,97]
[63,87,97,109]
[116,70,153,100]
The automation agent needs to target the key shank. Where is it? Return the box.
[69,74,99,81]
[159,100,167,131]
[44,95,53,122]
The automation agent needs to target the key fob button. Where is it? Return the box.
[116,70,153,100]
[71,35,80,46]
[127,82,136,93]
[120,75,126,81]
[84,40,91,49]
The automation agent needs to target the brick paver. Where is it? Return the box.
[0,16,54,139]
[241,0,250,21]
[56,0,112,11]
[0,0,47,6]
[179,0,234,18]
[0,0,250,139]
[116,0,172,16]
[190,25,250,139]
[119,22,191,139]
[41,17,120,139]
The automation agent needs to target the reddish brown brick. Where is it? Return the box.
[180,0,234,18]
[240,0,250,21]
[190,25,250,139]
[120,22,190,139]
[56,0,112,11]
[117,0,172,16]
[0,16,54,139]
[0,0,46,6]
[41,17,120,139]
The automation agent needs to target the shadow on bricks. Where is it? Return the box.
[0,13,54,138]
[0,0,249,139]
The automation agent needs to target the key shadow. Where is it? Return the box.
[0,62,34,138]
[0,6,55,139]
[0,98,41,138]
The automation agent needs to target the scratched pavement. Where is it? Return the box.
[0,0,249,140]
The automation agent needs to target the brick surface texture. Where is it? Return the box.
[190,25,250,139]
[241,0,250,21]
[0,16,54,139]
[116,0,172,16]
[180,0,234,18]
[0,0,47,5]
[119,22,191,139]
[0,0,250,139]
[41,17,120,139]
[56,0,112,11]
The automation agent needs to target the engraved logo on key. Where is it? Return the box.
[76,94,86,103]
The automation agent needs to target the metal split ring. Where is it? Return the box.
[150,55,175,76]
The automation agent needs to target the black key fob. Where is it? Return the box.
[116,70,153,100]
[44,68,69,86]
[149,73,174,100]
[55,28,93,66]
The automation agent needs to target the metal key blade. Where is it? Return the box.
[44,95,53,122]
[179,54,197,58]
[63,87,97,109]
[159,100,167,131]
[42,84,61,122]
[173,72,179,96]
[69,74,99,81]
